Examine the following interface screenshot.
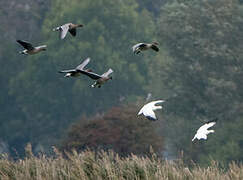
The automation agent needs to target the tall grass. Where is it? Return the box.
[0,145,242,180]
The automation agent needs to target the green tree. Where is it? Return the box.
[154,0,243,165]
[136,0,169,16]
[8,0,157,154]
[0,0,51,155]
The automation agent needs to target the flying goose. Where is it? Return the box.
[79,68,113,88]
[192,118,217,141]
[138,100,165,121]
[59,57,91,77]
[17,40,47,55]
[53,23,84,39]
[132,42,159,54]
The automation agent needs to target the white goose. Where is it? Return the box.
[192,118,217,141]
[138,100,165,121]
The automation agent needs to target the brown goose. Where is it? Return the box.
[17,40,47,55]
[132,42,159,54]
[53,23,84,39]
[79,68,113,88]
[59,57,91,77]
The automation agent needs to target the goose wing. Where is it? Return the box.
[143,107,157,121]
[148,100,165,106]
[58,69,76,73]
[69,28,76,36]
[138,103,157,121]
[60,24,70,39]
[79,70,101,80]
[151,44,159,52]
[76,58,90,70]
[197,121,216,133]
[192,132,207,141]
[17,40,34,50]
[101,68,113,77]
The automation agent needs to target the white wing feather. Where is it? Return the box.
[192,133,207,141]
[76,58,90,70]
[102,68,113,77]
[60,24,70,39]
[197,122,216,133]
[143,107,157,120]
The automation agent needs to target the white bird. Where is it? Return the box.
[192,118,217,142]
[138,100,165,121]
[132,42,159,54]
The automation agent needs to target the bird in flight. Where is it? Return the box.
[132,42,159,54]
[59,57,91,77]
[192,118,217,141]
[53,23,84,39]
[138,100,165,121]
[79,68,113,88]
[17,40,47,55]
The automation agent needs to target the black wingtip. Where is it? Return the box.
[151,44,159,52]
[146,116,157,121]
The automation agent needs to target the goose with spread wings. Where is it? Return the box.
[59,58,91,77]
[132,42,159,54]
[138,100,165,121]
[79,68,113,88]
[53,23,83,39]
[17,40,47,55]
[192,118,217,141]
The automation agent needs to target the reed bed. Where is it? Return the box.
[0,147,242,180]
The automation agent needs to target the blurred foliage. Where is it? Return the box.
[156,0,243,165]
[136,0,169,16]
[0,0,158,156]
[1,0,243,167]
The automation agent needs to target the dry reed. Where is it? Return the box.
[0,146,242,180]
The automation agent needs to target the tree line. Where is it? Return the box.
[0,0,243,166]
